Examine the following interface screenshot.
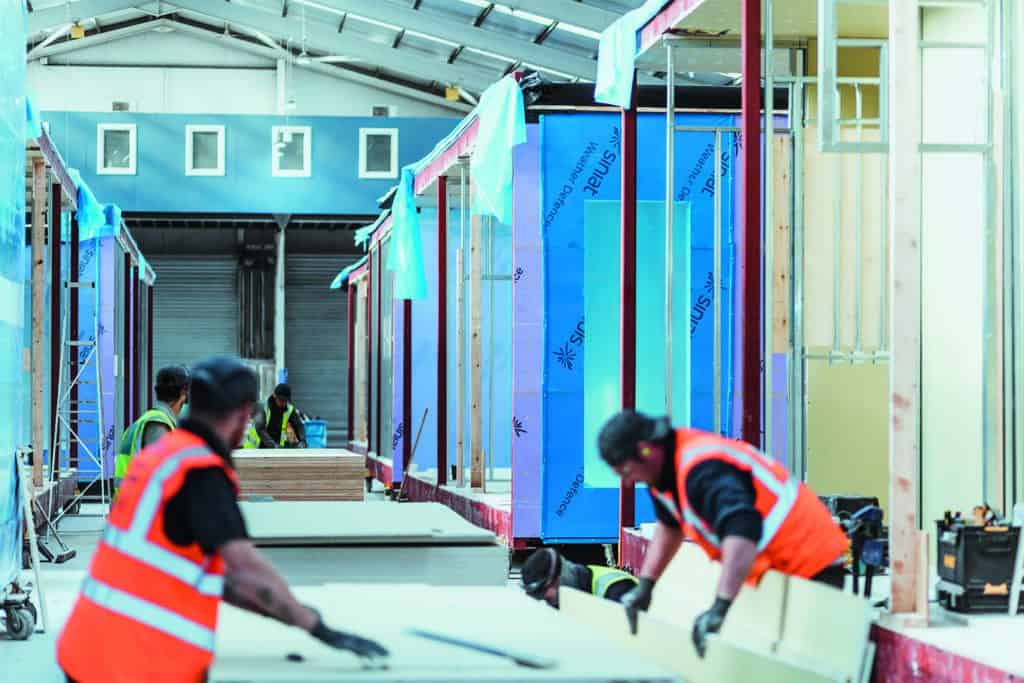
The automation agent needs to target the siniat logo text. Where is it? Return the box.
[582,149,617,197]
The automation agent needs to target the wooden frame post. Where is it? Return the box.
[31,157,47,488]
[437,175,449,485]
[888,0,925,619]
[69,214,79,469]
[49,182,62,481]
[741,0,763,448]
[470,210,484,490]
[619,75,638,546]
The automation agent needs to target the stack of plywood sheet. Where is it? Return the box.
[211,584,677,682]
[232,449,364,502]
[560,543,875,683]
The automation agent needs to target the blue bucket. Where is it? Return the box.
[303,419,327,448]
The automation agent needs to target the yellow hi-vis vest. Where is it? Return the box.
[264,404,295,446]
[114,408,176,488]
[589,565,637,598]
[243,423,260,449]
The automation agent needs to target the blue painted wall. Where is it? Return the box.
[40,111,459,215]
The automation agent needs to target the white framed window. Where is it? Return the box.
[358,128,398,180]
[185,125,225,176]
[97,123,137,175]
[271,125,312,178]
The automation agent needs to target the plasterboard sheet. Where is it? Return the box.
[210,584,677,682]
[241,501,497,546]
[558,588,831,683]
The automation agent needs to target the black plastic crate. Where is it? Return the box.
[935,521,1022,613]
[819,495,880,520]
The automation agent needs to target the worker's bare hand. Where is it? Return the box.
[311,615,389,660]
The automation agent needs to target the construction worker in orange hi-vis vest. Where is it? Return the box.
[597,411,849,659]
[57,356,388,683]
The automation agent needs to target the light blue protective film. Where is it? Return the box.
[0,1,27,588]
[582,200,691,488]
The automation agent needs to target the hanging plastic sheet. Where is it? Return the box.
[594,0,669,108]
[355,212,388,250]
[330,254,368,290]
[25,93,42,140]
[0,0,28,589]
[470,76,527,224]
[67,169,107,240]
[387,167,427,300]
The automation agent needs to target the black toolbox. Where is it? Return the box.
[935,520,1023,613]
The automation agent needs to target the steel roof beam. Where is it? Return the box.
[27,16,165,59]
[306,0,598,81]
[500,0,618,33]
[28,0,149,34]
[166,0,497,92]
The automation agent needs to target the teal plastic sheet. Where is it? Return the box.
[582,201,691,488]
[0,0,28,588]
[330,254,368,290]
[68,169,107,239]
[470,76,527,225]
[594,0,669,108]
[387,167,427,300]
[25,93,42,140]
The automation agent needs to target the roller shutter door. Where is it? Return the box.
[151,256,239,374]
[286,254,356,446]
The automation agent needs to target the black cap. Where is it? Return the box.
[154,365,190,401]
[597,411,671,467]
[274,383,292,401]
[189,356,259,417]
[521,548,560,599]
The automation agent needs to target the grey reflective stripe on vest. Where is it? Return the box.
[103,446,225,596]
[593,570,635,598]
[81,577,215,652]
[680,441,800,552]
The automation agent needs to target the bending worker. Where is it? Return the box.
[255,383,306,448]
[597,410,849,658]
[521,547,637,608]
[114,365,189,491]
[58,356,387,683]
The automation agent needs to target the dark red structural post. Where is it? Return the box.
[401,299,412,478]
[123,260,132,428]
[741,0,763,447]
[147,284,154,410]
[346,283,355,443]
[436,176,448,485]
[375,247,383,460]
[619,76,638,549]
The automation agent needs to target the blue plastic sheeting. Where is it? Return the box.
[330,254,368,290]
[392,211,440,479]
[540,111,738,542]
[0,0,28,588]
[594,0,669,108]
[25,93,42,140]
[470,77,526,225]
[67,169,107,239]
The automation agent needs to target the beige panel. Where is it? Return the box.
[1017,0,1024,504]
[805,360,889,512]
[679,0,887,40]
[802,126,887,351]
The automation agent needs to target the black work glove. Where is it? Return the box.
[621,577,655,635]
[692,597,732,658]
[310,612,389,660]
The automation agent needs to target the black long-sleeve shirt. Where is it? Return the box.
[649,434,763,543]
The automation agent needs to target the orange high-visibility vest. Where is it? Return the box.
[57,429,239,683]
[651,429,849,584]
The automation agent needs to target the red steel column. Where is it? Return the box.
[741,0,763,447]
[69,214,80,470]
[436,176,449,485]
[375,247,383,460]
[132,269,142,421]
[346,282,355,443]
[402,299,412,478]
[366,254,374,452]
[147,284,154,410]
[619,76,638,548]
[49,183,62,479]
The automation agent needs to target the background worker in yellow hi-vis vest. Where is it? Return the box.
[114,365,189,491]
[520,548,637,608]
[253,383,307,448]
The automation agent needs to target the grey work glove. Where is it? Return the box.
[692,596,731,658]
[621,577,655,635]
[310,613,389,661]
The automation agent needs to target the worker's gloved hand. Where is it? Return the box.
[621,577,655,635]
[691,596,732,659]
[311,614,389,660]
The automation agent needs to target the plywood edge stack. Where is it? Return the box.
[232,449,364,501]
